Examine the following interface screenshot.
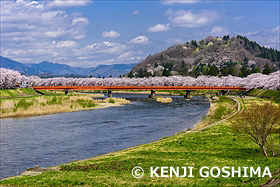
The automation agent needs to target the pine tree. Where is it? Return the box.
[262,63,273,75]
[208,65,219,76]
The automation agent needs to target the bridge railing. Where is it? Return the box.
[32,86,246,91]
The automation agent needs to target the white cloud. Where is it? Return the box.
[72,17,89,25]
[211,26,229,36]
[271,26,280,33]
[0,0,88,63]
[132,10,140,15]
[165,38,183,44]
[129,36,149,44]
[102,30,121,38]
[148,24,170,32]
[77,56,95,60]
[161,0,200,5]
[56,40,77,48]
[167,9,218,28]
[74,42,129,57]
[0,1,152,66]
[233,16,245,20]
[44,30,69,38]
[238,26,280,50]
[118,51,135,59]
[117,51,142,63]
[48,0,92,8]
[239,31,258,36]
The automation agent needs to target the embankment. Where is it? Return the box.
[1,96,279,186]
[0,88,129,118]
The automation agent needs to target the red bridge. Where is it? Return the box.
[33,86,246,98]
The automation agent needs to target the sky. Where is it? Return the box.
[0,0,279,68]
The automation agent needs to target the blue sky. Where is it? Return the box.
[0,0,279,67]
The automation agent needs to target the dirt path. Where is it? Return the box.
[188,96,243,132]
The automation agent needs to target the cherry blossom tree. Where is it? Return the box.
[0,68,279,90]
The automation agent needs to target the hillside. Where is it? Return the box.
[0,56,42,74]
[25,61,90,76]
[0,56,136,77]
[130,35,280,77]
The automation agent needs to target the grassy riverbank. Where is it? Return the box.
[0,88,129,118]
[0,88,50,98]
[1,96,279,186]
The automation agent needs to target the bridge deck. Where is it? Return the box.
[32,86,246,91]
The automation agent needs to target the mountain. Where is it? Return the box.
[0,57,136,77]
[130,35,280,77]
[26,61,91,76]
[88,64,137,77]
[0,56,42,74]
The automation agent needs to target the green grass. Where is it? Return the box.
[1,122,278,186]
[108,98,115,104]
[13,99,34,112]
[0,97,279,186]
[0,88,50,98]
[76,99,96,108]
[232,89,280,103]
[46,96,63,105]
[207,96,236,123]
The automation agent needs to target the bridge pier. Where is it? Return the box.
[65,90,68,95]
[108,90,112,98]
[220,90,227,95]
[149,90,156,98]
[184,90,191,99]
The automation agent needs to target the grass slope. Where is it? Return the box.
[0,88,51,98]
[1,97,279,186]
[247,90,280,103]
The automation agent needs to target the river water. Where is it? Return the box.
[0,94,209,179]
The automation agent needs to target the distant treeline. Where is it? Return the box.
[130,61,275,78]
[237,35,280,63]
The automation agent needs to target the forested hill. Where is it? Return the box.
[130,35,280,78]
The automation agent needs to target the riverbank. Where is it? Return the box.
[0,88,130,118]
[1,96,278,186]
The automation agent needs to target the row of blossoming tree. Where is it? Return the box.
[1,68,279,90]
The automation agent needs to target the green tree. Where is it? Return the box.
[223,35,230,42]
[239,65,249,77]
[262,63,273,75]
[243,57,249,64]
[154,62,159,68]
[191,40,198,47]
[181,60,185,68]
[208,65,219,76]
[162,68,171,77]
[128,71,134,78]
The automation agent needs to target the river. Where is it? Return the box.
[0,93,209,179]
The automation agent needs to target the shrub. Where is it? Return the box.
[13,99,34,111]
[108,98,115,104]
[77,99,96,108]
[46,96,62,105]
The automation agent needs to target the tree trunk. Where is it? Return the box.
[261,146,268,156]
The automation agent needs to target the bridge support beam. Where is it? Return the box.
[184,90,191,99]
[220,90,227,95]
[108,90,112,98]
[65,90,68,95]
[149,90,156,98]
